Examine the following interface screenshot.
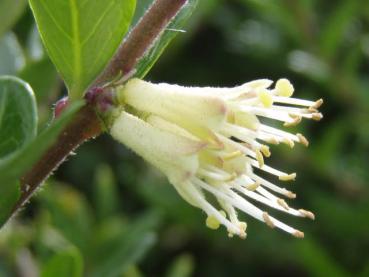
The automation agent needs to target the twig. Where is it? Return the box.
[12,104,102,215]
[11,0,188,220]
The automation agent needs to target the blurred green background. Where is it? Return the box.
[1,0,369,276]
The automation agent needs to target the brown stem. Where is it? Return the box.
[13,105,102,213]
[10,0,188,218]
[94,0,187,85]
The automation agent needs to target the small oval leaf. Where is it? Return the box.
[0,76,37,159]
[134,0,198,78]
[29,0,136,99]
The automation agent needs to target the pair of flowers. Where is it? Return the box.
[109,77,322,238]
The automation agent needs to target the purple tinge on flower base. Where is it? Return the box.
[110,78,322,239]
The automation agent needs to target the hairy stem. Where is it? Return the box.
[14,105,102,213]
[12,0,187,218]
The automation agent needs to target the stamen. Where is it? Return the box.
[236,105,292,123]
[272,96,315,107]
[251,174,296,199]
[223,123,258,143]
[233,184,301,216]
[198,168,234,182]
[221,150,243,160]
[197,179,302,235]
[186,180,241,235]
[250,160,295,181]
[260,124,300,143]
[217,134,256,158]
[218,200,247,238]
[257,133,282,145]
[256,186,279,201]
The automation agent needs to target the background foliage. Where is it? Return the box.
[0,0,369,276]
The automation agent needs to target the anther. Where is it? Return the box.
[311,98,323,109]
[284,114,302,127]
[293,230,305,238]
[299,209,315,220]
[297,133,309,147]
[260,145,271,157]
[312,113,323,121]
[266,137,280,145]
[262,212,275,228]
[279,173,296,181]
[246,181,260,191]
[282,138,295,148]
[285,191,297,199]
[256,150,264,167]
[277,198,290,210]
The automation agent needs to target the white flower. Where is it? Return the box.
[110,78,322,239]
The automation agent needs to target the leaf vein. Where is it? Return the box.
[69,0,82,93]
[81,0,116,46]
[39,0,73,42]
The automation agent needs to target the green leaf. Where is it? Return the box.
[0,76,37,159]
[319,0,358,60]
[29,0,136,99]
[41,247,83,277]
[0,101,83,227]
[134,0,198,78]
[0,33,26,75]
[39,184,93,252]
[166,254,194,277]
[19,58,59,104]
[93,164,119,220]
[0,76,36,225]
[295,238,348,277]
[90,212,159,277]
[0,0,27,38]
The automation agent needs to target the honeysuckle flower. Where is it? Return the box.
[110,78,322,239]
